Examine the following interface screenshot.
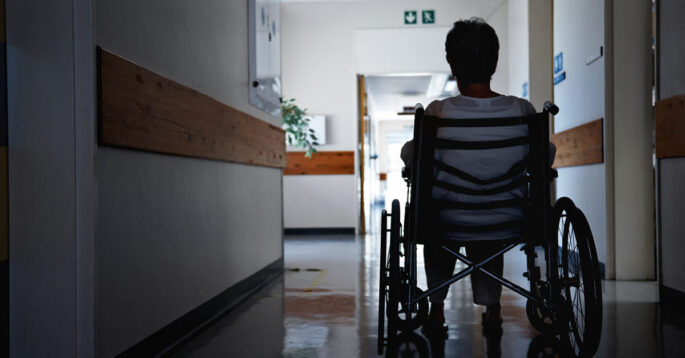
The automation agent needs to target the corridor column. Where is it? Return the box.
[527,0,553,111]
[605,0,654,280]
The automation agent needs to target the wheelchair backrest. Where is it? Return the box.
[408,104,554,245]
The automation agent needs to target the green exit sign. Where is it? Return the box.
[404,10,417,25]
[422,10,435,24]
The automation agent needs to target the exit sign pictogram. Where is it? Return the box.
[422,10,435,24]
[404,10,417,25]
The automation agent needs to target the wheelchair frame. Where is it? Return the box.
[377,102,603,357]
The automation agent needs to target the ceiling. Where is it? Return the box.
[365,73,458,120]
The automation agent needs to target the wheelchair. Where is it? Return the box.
[377,102,603,357]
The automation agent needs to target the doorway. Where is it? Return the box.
[358,73,458,234]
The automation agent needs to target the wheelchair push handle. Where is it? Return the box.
[543,101,559,115]
[401,166,411,180]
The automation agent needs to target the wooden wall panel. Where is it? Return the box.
[98,48,286,168]
[656,95,685,159]
[551,118,604,168]
[284,151,354,175]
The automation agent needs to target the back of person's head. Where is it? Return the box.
[445,17,499,86]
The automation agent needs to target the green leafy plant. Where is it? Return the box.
[282,98,319,157]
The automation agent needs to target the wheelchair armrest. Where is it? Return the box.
[548,168,558,180]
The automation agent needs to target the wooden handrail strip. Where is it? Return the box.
[550,118,604,168]
[284,151,354,175]
[98,48,286,168]
[656,95,685,159]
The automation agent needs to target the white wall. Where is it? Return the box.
[553,0,608,268]
[486,1,510,94]
[281,0,509,229]
[284,175,357,228]
[527,0,553,111]
[658,0,685,100]
[95,0,283,356]
[554,0,655,280]
[660,159,685,292]
[96,150,282,356]
[658,0,685,293]
[355,27,452,76]
[507,0,529,99]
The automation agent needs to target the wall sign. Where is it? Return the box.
[404,10,417,25]
[554,71,566,85]
[553,52,565,86]
[422,10,435,24]
[405,10,434,25]
[585,46,603,65]
[554,52,563,74]
[522,81,528,98]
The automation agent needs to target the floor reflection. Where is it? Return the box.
[173,234,685,357]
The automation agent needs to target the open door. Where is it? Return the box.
[358,74,368,235]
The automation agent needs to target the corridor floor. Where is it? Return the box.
[174,234,685,357]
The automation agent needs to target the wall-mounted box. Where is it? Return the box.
[249,0,281,118]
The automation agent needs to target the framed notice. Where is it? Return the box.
[249,0,281,117]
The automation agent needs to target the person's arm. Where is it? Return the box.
[401,101,439,168]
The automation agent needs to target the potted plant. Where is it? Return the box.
[281,98,320,157]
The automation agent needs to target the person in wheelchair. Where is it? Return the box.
[399,17,556,336]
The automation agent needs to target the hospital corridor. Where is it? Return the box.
[3,0,685,357]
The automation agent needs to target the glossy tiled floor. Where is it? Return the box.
[174,234,685,357]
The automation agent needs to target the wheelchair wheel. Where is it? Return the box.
[378,210,389,355]
[385,332,429,358]
[527,335,566,358]
[388,286,429,332]
[386,200,403,343]
[554,197,602,357]
[526,299,557,335]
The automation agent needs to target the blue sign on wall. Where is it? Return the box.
[522,82,528,98]
[554,52,563,74]
[554,71,566,85]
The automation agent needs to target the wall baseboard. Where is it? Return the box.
[660,284,685,314]
[116,258,283,358]
[284,228,355,236]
